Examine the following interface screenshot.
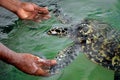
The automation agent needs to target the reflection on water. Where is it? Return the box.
[0,7,18,27]
[1,0,120,80]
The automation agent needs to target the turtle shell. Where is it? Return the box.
[48,19,120,75]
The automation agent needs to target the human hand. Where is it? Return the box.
[16,2,50,22]
[12,53,56,76]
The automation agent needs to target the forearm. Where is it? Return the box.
[0,0,21,13]
[0,43,17,64]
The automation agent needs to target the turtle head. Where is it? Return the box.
[73,20,92,43]
[47,27,68,36]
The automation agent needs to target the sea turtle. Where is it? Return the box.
[42,1,120,79]
[47,19,120,79]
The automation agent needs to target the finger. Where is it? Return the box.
[37,7,49,14]
[34,57,57,66]
[34,14,51,22]
[27,12,38,20]
[31,3,49,14]
[33,14,43,22]
[39,59,57,66]
[46,60,57,66]
[34,68,49,76]
[33,14,42,22]
[33,19,42,22]
[42,14,51,20]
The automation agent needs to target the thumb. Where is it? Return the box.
[17,9,28,19]
[39,59,57,66]
[34,68,49,76]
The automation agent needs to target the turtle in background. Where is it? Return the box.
[47,19,120,80]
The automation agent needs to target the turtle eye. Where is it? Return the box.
[55,29,61,33]
[47,28,68,36]
[48,29,58,35]
[76,25,83,30]
[64,28,68,31]
[75,23,88,30]
[47,29,56,35]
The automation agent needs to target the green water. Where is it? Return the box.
[1,0,120,80]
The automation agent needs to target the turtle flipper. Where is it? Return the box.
[47,27,68,36]
[49,44,81,75]
[114,71,120,80]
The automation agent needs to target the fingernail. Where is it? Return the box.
[44,7,48,9]
[46,15,51,18]
[48,15,51,18]
[51,60,57,65]
[34,19,41,22]
[38,20,42,22]
[43,17,49,20]
[38,58,46,62]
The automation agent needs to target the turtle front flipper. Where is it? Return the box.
[49,44,81,75]
[47,27,68,36]
[114,71,120,80]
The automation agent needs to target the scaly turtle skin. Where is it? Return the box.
[47,19,120,75]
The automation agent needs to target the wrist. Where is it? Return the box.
[0,43,17,64]
[0,0,22,13]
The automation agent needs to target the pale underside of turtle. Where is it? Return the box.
[47,19,120,75]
